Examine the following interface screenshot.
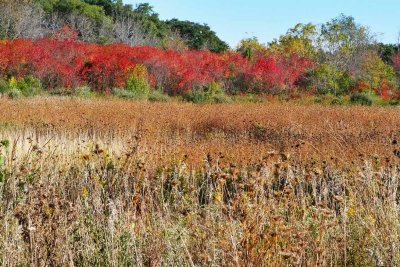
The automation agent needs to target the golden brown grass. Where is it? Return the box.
[0,98,399,266]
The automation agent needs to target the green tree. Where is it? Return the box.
[36,0,58,12]
[32,0,230,52]
[131,3,167,40]
[311,63,348,96]
[318,14,374,73]
[359,50,395,93]
[82,0,121,17]
[165,19,229,53]
[373,43,400,65]
[269,23,317,58]
[51,0,107,21]
[236,37,266,60]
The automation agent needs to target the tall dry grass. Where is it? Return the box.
[0,98,399,266]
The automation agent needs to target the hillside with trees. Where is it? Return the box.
[0,0,228,51]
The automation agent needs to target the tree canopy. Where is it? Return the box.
[18,0,229,52]
[165,19,229,53]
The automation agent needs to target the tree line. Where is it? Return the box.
[237,15,400,99]
[0,0,400,104]
[0,0,229,52]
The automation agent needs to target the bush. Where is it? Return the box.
[149,90,169,102]
[183,82,232,104]
[0,79,9,95]
[125,75,150,98]
[207,81,224,96]
[330,96,346,105]
[213,93,233,103]
[314,94,346,105]
[112,88,144,100]
[17,76,43,96]
[182,90,210,103]
[310,63,354,96]
[74,86,94,98]
[7,88,22,99]
[350,92,374,106]
[233,93,265,103]
[113,88,170,102]
[125,65,150,99]
[0,76,42,98]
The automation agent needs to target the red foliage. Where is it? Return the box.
[352,80,370,92]
[249,56,284,92]
[243,53,314,93]
[379,80,393,100]
[0,37,314,95]
[392,90,400,100]
[80,44,136,91]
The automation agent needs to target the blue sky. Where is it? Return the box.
[126,0,400,48]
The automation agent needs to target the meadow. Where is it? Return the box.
[0,98,399,266]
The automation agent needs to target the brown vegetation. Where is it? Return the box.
[0,98,400,266]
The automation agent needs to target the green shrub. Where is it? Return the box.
[0,79,9,94]
[310,63,354,96]
[125,65,151,99]
[183,82,231,104]
[7,88,22,99]
[49,87,74,96]
[112,88,142,99]
[182,90,210,103]
[213,93,233,103]
[389,99,400,106]
[149,90,169,102]
[0,76,42,97]
[74,86,94,98]
[125,75,150,99]
[233,93,265,103]
[207,81,224,96]
[350,92,374,106]
[330,97,346,105]
[17,76,43,96]
[113,88,169,102]
[50,86,94,97]
[314,94,346,105]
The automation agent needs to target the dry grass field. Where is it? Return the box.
[0,98,400,266]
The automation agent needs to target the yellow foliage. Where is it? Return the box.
[127,64,148,79]
[9,76,17,89]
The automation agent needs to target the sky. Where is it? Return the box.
[126,0,400,48]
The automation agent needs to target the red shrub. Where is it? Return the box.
[239,53,314,94]
[379,80,393,100]
[0,36,314,95]
[352,80,370,92]
[81,44,135,91]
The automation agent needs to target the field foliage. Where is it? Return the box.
[0,99,399,266]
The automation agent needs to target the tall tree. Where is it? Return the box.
[318,14,374,74]
[269,23,318,58]
[0,0,44,39]
[82,0,120,17]
[131,3,167,40]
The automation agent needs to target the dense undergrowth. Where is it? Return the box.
[1,32,399,105]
